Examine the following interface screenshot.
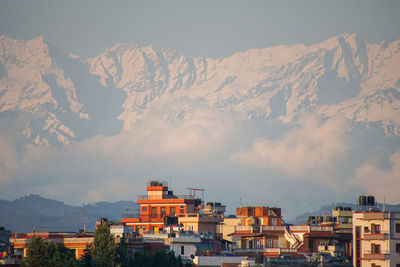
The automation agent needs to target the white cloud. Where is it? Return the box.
[231,114,350,177]
[352,150,400,204]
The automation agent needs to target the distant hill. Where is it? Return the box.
[0,194,138,233]
[287,202,400,225]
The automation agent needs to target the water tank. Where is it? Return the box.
[317,216,324,222]
[367,196,375,206]
[309,216,315,222]
[344,207,352,211]
[359,196,367,206]
[325,216,332,222]
[335,206,343,211]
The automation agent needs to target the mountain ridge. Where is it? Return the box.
[1,33,400,145]
[0,194,138,233]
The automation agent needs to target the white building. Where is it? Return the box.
[353,211,400,267]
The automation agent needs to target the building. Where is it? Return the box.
[353,211,400,267]
[178,213,223,234]
[332,206,353,234]
[0,227,11,259]
[229,206,352,259]
[121,181,201,232]
[217,216,242,243]
[121,181,227,234]
[10,231,94,259]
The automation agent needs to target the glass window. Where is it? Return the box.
[160,207,166,217]
[142,207,147,211]
[170,207,176,216]
[396,223,400,233]
[151,207,157,218]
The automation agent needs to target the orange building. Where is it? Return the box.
[236,206,282,226]
[10,231,94,259]
[121,181,201,232]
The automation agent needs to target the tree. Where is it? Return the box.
[115,236,131,267]
[24,236,78,267]
[91,224,116,267]
[79,245,93,267]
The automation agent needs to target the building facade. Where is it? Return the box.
[121,181,201,232]
[353,211,400,267]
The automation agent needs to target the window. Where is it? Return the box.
[371,243,381,254]
[160,207,166,217]
[364,226,370,233]
[396,223,400,233]
[142,207,147,211]
[170,207,176,216]
[181,246,184,255]
[151,207,157,218]
[267,239,272,248]
[396,243,400,253]
[272,218,277,226]
[180,205,185,213]
[371,224,381,234]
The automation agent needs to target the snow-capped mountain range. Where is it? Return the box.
[1,33,400,145]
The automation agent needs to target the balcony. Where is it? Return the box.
[234,225,260,233]
[363,250,390,260]
[363,232,389,240]
[137,195,194,200]
[234,248,298,254]
[290,225,333,232]
[261,225,286,232]
[361,212,389,220]
[121,213,172,222]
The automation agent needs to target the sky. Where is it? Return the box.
[1,0,400,59]
[1,0,400,219]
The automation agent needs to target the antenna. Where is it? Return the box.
[383,196,385,212]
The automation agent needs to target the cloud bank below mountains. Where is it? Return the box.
[1,109,398,217]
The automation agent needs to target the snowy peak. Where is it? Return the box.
[1,34,400,144]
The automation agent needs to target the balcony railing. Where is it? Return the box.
[290,226,333,232]
[121,213,174,220]
[363,250,390,260]
[137,195,194,200]
[261,225,286,231]
[363,232,390,240]
[234,248,298,253]
[234,225,260,233]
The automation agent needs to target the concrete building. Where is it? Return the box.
[353,211,400,267]
[178,213,223,234]
[217,217,242,243]
[10,231,94,259]
[332,206,353,233]
[121,181,201,232]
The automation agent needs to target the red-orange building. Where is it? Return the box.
[121,181,201,232]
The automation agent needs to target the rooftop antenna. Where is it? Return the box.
[383,196,385,212]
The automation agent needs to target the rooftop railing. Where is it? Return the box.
[137,195,195,200]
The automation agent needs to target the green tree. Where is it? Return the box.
[91,224,116,267]
[115,236,131,267]
[24,236,78,267]
[79,245,93,267]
